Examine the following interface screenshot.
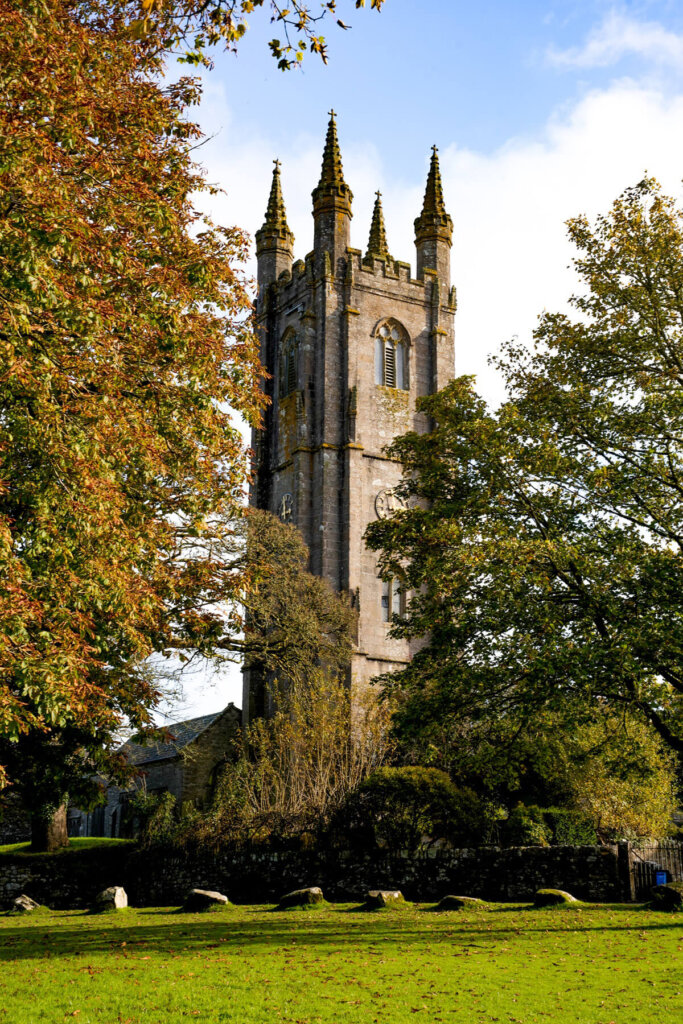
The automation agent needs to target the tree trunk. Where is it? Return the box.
[30,803,69,853]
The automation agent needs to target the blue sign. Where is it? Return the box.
[655,870,667,886]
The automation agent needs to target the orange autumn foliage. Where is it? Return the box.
[0,0,263,785]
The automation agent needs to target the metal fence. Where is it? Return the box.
[630,841,683,899]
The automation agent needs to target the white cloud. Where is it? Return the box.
[181,76,683,715]
[548,10,683,69]
[197,78,683,404]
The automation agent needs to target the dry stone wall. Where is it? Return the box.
[1,843,629,909]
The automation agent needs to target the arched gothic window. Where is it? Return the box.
[279,332,298,397]
[375,321,408,389]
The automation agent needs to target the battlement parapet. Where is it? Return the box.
[346,248,431,292]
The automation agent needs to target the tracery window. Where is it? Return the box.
[375,321,408,389]
[279,332,298,397]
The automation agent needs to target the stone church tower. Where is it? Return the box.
[243,114,456,721]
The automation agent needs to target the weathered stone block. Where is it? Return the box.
[650,882,683,910]
[364,889,404,909]
[10,894,40,914]
[533,888,578,907]
[433,895,488,911]
[277,886,324,909]
[92,886,128,912]
[182,888,230,912]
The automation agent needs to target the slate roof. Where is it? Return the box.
[122,711,223,766]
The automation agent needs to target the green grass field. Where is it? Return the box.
[1,902,681,1023]
[0,838,134,857]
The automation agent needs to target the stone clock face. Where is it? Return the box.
[374,488,407,519]
[278,492,293,522]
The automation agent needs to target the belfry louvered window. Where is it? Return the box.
[375,322,408,389]
[280,333,298,397]
[287,350,296,394]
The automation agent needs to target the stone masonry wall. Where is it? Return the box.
[0,793,31,845]
[1,843,629,909]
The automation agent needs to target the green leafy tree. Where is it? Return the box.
[367,179,683,757]
[237,509,354,687]
[328,766,492,853]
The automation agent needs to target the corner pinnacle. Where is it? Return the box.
[366,191,391,260]
[312,112,353,208]
[262,159,291,235]
[414,144,452,245]
[256,159,294,253]
[318,111,346,189]
[420,146,447,218]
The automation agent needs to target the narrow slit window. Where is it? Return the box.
[381,578,405,622]
[381,579,391,622]
[392,578,403,616]
[375,336,384,384]
[396,342,405,389]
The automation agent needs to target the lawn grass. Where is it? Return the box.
[0,901,681,1023]
[0,837,134,857]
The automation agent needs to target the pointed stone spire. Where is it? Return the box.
[256,160,294,293]
[414,145,453,285]
[365,191,391,261]
[313,111,352,203]
[419,145,448,219]
[312,112,353,270]
[256,160,294,248]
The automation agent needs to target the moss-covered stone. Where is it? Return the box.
[533,888,578,907]
[276,886,325,910]
[363,890,405,910]
[650,882,683,911]
[433,895,488,911]
[9,894,41,914]
[181,889,230,913]
[91,886,128,913]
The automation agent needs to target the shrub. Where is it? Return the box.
[542,807,597,845]
[499,805,598,846]
[328,766,492,853]
[499,805,551,847]
[125,789,188,848]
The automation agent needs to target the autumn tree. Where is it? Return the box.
[367,179,683,759]
[1,0,387,849]
[0,509,356,850]
[131,0,386,70]
[0,0,266,849]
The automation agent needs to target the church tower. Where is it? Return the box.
[244,115,456,721]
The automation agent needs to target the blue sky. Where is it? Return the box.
[161,0,683,721]
[197,0,683,165]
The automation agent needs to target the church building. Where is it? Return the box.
[243,114,456,721]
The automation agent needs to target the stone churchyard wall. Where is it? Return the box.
[0,843,630,909]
